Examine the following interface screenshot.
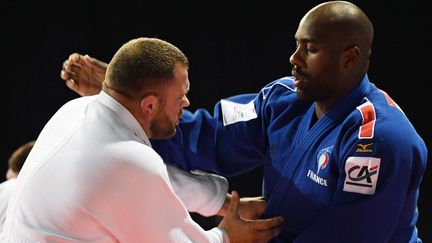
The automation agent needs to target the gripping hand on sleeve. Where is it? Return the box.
[218,191,283,243]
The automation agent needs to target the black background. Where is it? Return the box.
[1,0,430,241]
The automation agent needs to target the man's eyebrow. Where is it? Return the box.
[296,37,318,44]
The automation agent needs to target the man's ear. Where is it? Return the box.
[140,95,159,116]
[343,45,360,67]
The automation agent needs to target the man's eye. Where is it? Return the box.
[307,48,317,54]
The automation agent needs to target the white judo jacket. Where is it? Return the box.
[0,179,16,233]
[0,92,229,242]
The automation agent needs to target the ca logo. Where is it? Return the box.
[347,165,378,186]
[343,157,381,195]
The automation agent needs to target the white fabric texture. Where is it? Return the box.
[0,92,228,242]
[0,179,16,233]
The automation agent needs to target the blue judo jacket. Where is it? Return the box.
[152,75,427,243]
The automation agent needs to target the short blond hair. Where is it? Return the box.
[105,37,189,99]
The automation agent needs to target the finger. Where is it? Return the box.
[68,53,82,63]
[62,60,74,72]
[84,54,108,68]
[66,79,76,89]
[63,58,82,77]
[83,54,99,68]
[68,63,83,76]
[63,59,82,75]
[83,54,93,63]
[60,69,77,81]
[60,69,73,81]
[253,203,267,217]
[227,191,240,214]
[62,60,68,71]
[60,70,68,80]
[252,216,284,230]
[254,227,282,242]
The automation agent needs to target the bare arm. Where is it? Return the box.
[60,53,106,96]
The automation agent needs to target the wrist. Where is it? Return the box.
[217,193,231,216]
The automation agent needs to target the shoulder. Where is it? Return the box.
[103,141,166,174]
[342,86,421,141]
[59,95,96,111]
[340,88,427,168]
[360,89,423,145]
[256,77,310,118]
[260,76,296,99]
[48,96,96,123]
[259,76,305,110]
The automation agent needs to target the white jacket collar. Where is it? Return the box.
[96,91,152,147]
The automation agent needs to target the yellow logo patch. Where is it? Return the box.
[355,143,373,153]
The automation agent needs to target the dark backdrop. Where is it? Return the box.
[2,0,430,241]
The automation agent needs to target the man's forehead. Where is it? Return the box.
[296,18,340,45]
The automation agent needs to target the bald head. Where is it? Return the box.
[290,1,375,110]
[301,1,373,57]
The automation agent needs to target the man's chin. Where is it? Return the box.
[152,129,176,140]
[295,90,314,102]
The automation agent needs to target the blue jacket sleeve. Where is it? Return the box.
[152,93,268,177]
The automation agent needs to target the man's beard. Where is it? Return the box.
[150,108,176,139]
[295,88,314,102]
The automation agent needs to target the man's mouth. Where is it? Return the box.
[292,70,305,89]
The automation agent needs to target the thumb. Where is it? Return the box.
[83,54,94,65]
[227,191,240,215]
[85,54,106,67]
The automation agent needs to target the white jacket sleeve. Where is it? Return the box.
[166,164,228,217]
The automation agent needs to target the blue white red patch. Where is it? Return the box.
[316,145,333,174]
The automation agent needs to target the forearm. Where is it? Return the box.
[166,164,228,217]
